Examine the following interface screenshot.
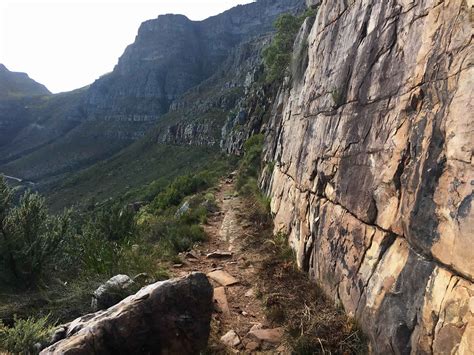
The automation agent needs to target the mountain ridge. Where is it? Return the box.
[0,64,50,98]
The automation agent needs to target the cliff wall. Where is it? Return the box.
[263,0,473,353]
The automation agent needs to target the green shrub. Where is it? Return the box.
[149,217,207,256]
[151,174,211,211]
[263,9,317,83]
[0,315,54,354]
[0,178,73,287]
[88,204,136,242]
[236,134,265,191]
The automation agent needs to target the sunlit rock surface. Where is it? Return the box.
[263,0,473,352]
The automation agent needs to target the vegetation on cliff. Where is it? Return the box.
[263,9,316,83]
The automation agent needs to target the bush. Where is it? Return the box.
[236,134,264,191]
[263,9,316,83]
[148,215,207,257]
[0,315,54,354]
[151,174,211,211]
[0,178,72,287]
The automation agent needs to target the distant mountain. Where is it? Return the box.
[85,0,305,131]
[0,64,50,98]
[0,0,304,188]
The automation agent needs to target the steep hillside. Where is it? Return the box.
[0,65,52,150]
[0,0,304,187]
[45,34,269,210]
[262,0,473,353]
[0,64,50,98]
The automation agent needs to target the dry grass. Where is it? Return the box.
[240,212,367,354]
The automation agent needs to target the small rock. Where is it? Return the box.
[185,250,199,259]
[213,287,230,315]
[245,289,255,297]
[206,251,233,259]
[175,200,190,217]
[207,270,239,286]
[242,311,249,316]
[91,275,135,311]
[248,328,284,344]
[246,341,260,351]
[249,323,263,332]
[221,330,240,347]
[173,264,183,268]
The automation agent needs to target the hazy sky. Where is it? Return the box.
[0,0,254,93]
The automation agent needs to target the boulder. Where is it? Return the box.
[41,273,213,355]
[91,274,135,311]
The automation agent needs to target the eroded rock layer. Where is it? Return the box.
[263,0,473,353]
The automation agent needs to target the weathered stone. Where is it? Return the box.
[91,274,135,311]
[41,273,213,355]
[245,289,255,297]
[207,251,233,259]
[207,270,239,286]
[248,327,284,344]
[213,286,231,315]
[244,340,261,351]
[262,0,473,353]
[175,200,190,217]
[221,330,241,347]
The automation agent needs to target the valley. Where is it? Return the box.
[0,0,472,354]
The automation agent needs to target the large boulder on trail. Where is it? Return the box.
[41,273,213,355]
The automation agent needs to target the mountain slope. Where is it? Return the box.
[0,0,304,187]
[0,64,50,98]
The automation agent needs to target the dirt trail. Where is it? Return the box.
[172,177,287,354]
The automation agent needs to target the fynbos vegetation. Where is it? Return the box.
[263,9,316,83]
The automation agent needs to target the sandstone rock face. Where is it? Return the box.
[41,273,213,354]
[263,1,473,353]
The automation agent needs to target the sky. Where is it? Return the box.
[0,0,254,93]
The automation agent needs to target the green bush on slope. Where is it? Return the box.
[236,134,272,226]
[0,178,72,287]
[263,9,316,83]
[0,315,54,355]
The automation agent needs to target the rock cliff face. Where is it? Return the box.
[263,0,473,353]
[84,0,305,133]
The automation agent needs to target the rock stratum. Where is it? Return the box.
[40,273,213,355]
[263,0,473,353]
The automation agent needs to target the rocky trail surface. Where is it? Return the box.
[172,177,289,354]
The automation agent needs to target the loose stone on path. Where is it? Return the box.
[207,270,239,286]
[213,287,230,315]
